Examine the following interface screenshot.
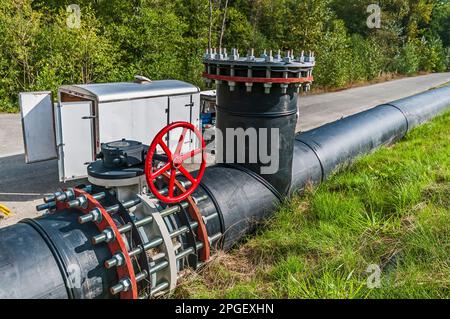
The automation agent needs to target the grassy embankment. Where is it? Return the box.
[175,109,450,299]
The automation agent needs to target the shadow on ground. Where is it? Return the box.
[0,154,82,202]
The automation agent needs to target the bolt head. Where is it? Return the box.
[116,253,125,266]
[120,278,131,292]
[92,208,102,222]
[78,196,88,209]
[104,228,115,242]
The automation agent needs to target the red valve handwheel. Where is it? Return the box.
[145,121,206,204]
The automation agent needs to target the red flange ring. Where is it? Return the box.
[203,72,314,84]
[56,188,138,299]
[145,121,207,204]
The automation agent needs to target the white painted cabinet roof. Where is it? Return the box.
[59,80,199,103]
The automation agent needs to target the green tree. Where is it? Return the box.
[33,6,120,89]
[419,36,446,72]
[348,35,384,82]
[111,4,187,81]
[0,0,41,111]
[429,0,450,47]
[396,39,421,74]
[0,0,449,113]
[313,19,352,88]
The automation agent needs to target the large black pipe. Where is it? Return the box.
[290,85,450,191]
[0,85,449,298]
[0,210,118,299]
[215,82,298,195]
[203,87,450,247]
[205,51,315,196]
[199,165,279,251]
[204,85,450,251]
[0,223,68,299]
[292,104,407,187]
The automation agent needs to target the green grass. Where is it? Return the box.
[175,110,450,299]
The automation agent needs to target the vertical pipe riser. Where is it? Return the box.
[203,49,315,195]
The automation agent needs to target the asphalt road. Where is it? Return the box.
[1,73,449,227]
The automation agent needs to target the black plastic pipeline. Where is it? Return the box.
[290,85,450,191]
[0,85,449,299]
[199,165,279,251]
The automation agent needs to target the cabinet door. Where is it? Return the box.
[19,92,57,163]
[191,93,201,149]
[56,101,94,181]
[168,95,197,154]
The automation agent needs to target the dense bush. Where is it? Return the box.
[420,37,447,72]
[350,35,384,82]
[0,0,449,112]
[313,20,352,88]
[396,40,422,75]
[395,36,447,75]
[445,48,450,70]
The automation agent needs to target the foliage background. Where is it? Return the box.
[1,0,450,112]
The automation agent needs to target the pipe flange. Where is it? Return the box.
[56,188,138,299]
[102,190,151,297]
